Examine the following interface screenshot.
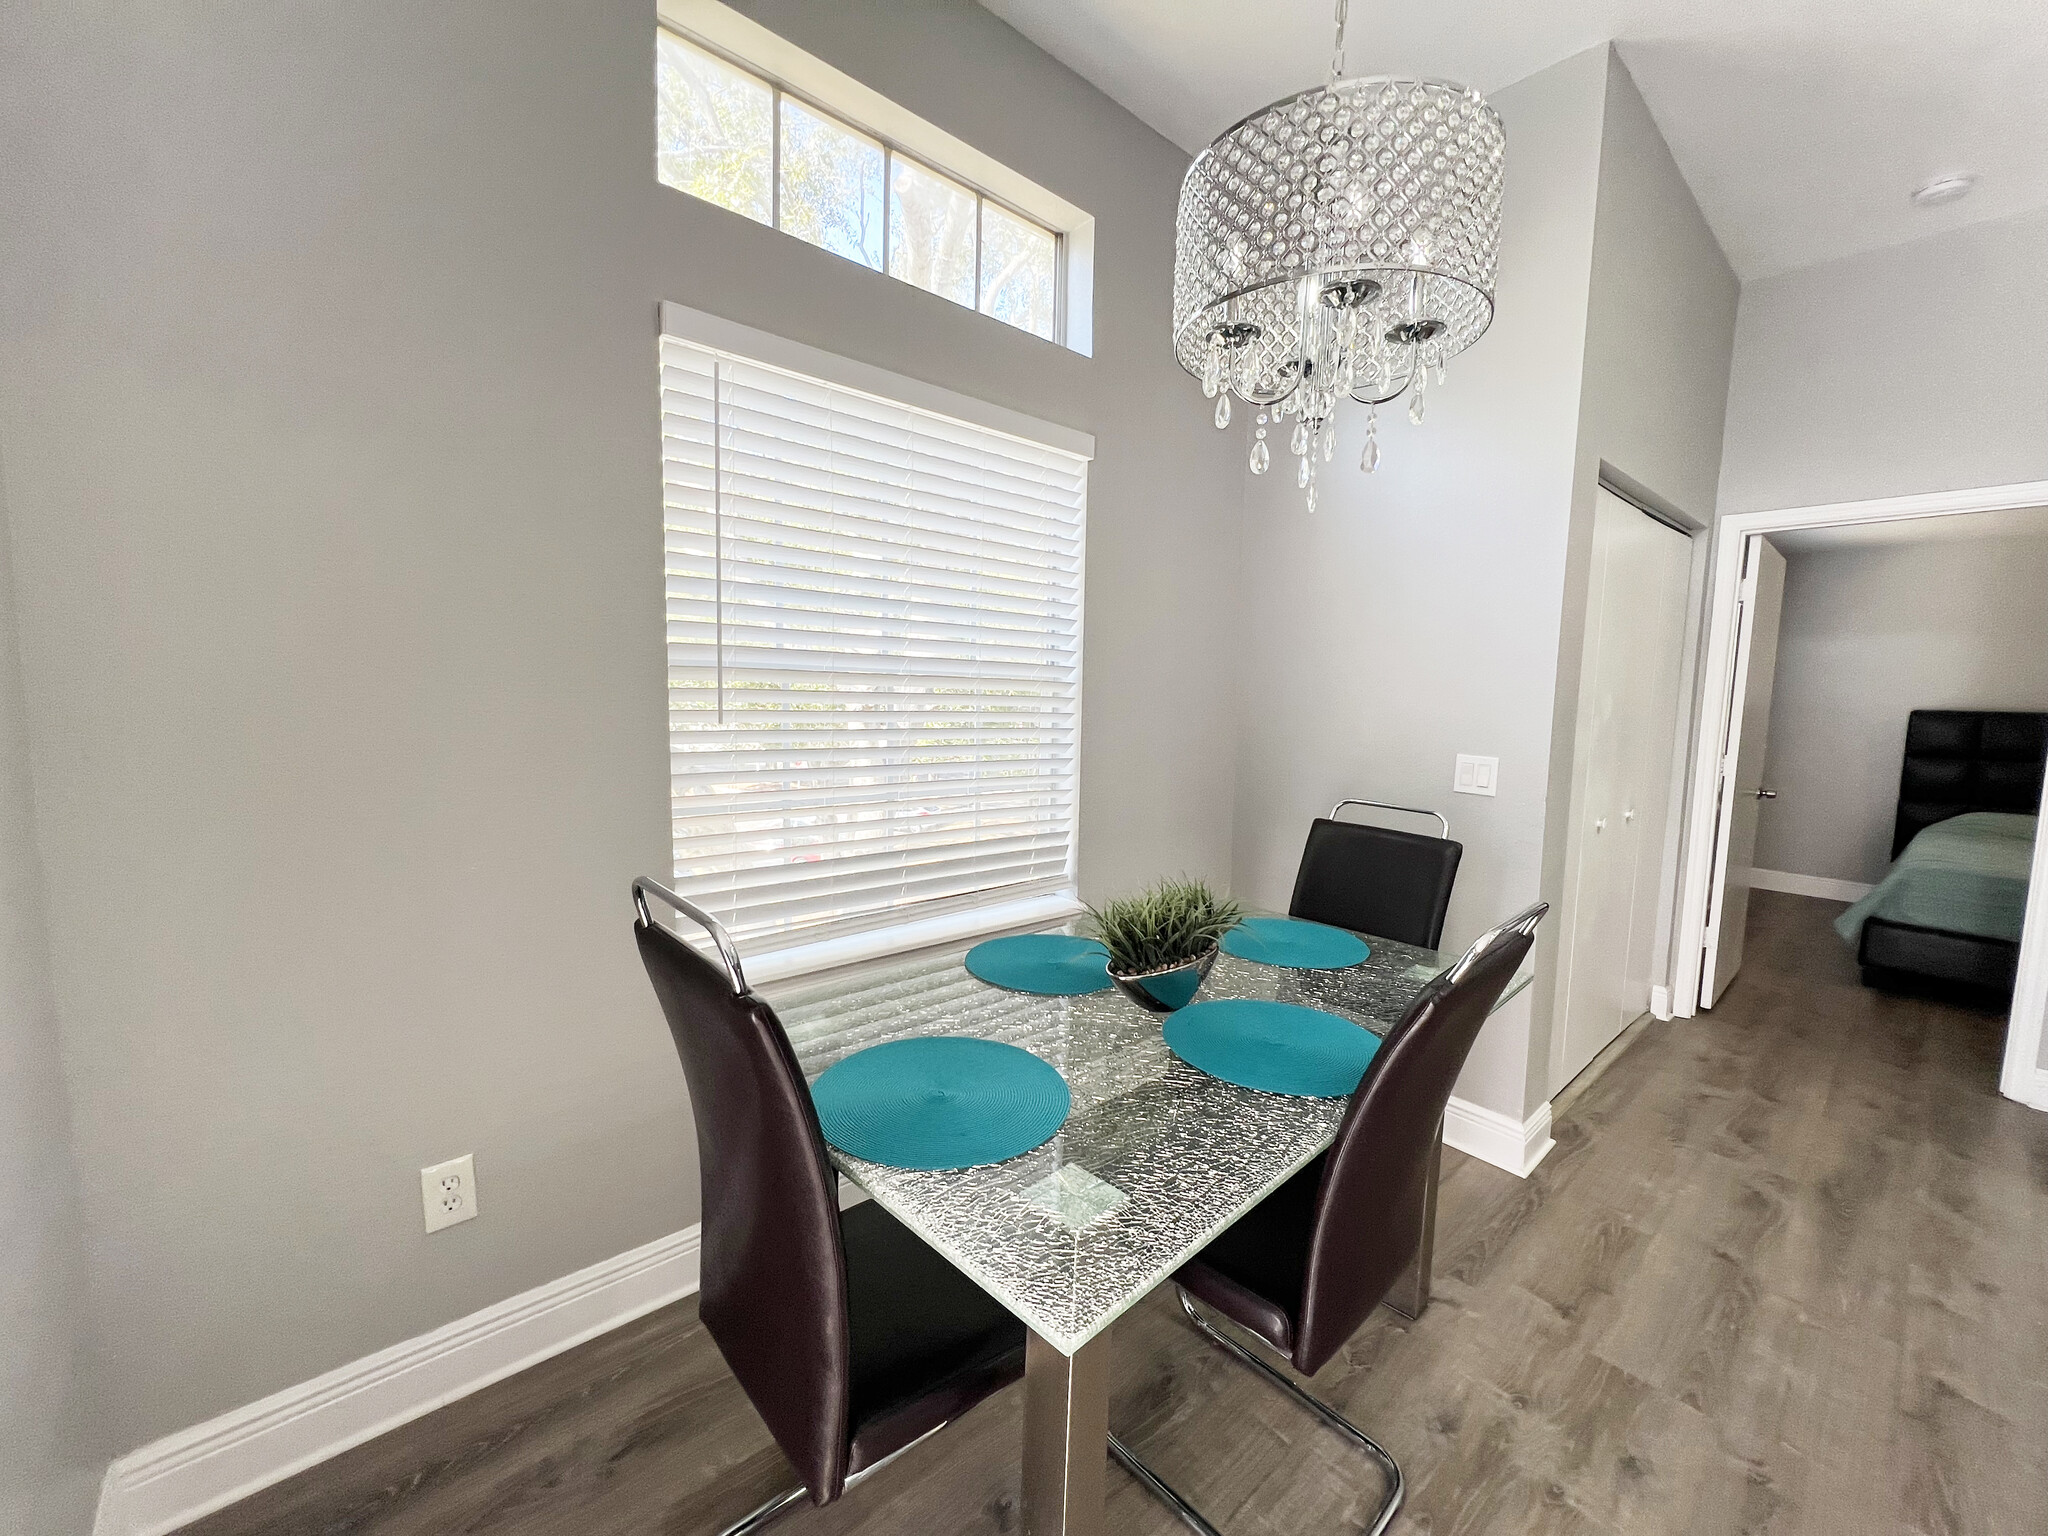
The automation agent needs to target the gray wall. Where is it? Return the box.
[1756,533,2048,886]
[0,444,99,1534]
[1537,51,1736,1104]
[1227,45,1736,1125]
[1228,46,1609,1120]
[0,0,1242,1452]
[1719,208,2048,514]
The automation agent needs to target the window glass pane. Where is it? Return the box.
[887,158,977,308]
[779,98,884,270]
[656,32,772,224]
[979,204,1058,340]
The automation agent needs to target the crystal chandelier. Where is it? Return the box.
[1172,0,1505,509]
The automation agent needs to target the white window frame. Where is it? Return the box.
[656,0,1095,355]
[658,300,1094,984]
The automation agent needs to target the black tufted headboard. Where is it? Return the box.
[1892,710,2048,858]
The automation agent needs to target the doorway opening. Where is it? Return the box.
[1673,480,2048,1110]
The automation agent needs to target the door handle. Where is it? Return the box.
[1755,788,1777,800]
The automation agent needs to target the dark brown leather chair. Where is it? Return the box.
[1111,901,1546,1536]
[1290,798,1463,949]
[632,877,1026,1535]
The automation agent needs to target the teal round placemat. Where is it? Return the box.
[1221,916,1370,970]
[810,1037,1071,1170]
[1164,999,1382,1098]
[965,933,1113,995]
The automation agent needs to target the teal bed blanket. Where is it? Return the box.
[1835,811,2037,948]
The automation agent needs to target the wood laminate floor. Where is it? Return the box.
[188,892,2048,1535]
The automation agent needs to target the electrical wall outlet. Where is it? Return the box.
[421,1153,477,1233]
[1454,754,1499,796]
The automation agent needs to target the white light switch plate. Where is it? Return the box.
[1454,754,1499,797]
[421,1153,477,1233]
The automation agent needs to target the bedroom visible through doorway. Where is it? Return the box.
[1675,485,2048,1110]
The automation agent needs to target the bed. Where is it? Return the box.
[1835,709,2046,997]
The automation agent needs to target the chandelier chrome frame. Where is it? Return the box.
[1172,0,1505,507]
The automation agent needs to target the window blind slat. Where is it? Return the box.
[690,863,1075,935]
[661,334,1085,952]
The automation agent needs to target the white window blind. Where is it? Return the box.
[659,329,1088,958]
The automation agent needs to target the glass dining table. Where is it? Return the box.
[763,919,1527,1536]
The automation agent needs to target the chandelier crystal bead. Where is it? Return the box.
[1173,2,1504,506]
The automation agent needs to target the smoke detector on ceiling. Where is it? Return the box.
[1910,173,1977,209]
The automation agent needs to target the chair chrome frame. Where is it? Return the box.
[717,1485,811,1536]
[1329,796,1451,840]
[1110,1288,1403,1536]
[713,1406,964,1534]
[632,874,749,996]
[1447,899,1548,983]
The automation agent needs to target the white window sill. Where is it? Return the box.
[740,891,1086,989]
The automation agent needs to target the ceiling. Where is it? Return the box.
[1769,506,2048,555]
[978,0,2048,280]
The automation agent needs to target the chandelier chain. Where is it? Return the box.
[1330,0,1349,84]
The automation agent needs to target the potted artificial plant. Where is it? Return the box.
[1085,877,1244,1014]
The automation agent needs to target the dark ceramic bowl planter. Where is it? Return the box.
[1108,941,1220,1014]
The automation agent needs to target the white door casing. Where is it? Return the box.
[1699,537,1786,1006]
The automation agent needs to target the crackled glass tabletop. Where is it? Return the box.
[766,920,1528,1357]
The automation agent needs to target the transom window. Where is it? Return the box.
[657,304,1091,972]
[657,25,1067,344]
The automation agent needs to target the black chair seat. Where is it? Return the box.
[1177,1153,1322,1356]
[843,1200,1026,1475]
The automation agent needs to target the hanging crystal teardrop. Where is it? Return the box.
[1361,405,1380,472]
[1202,338,1223,399]
[1408,361,1428,425]
[1250,433,1270,475]
[1290,421,1309,457]
[1306,478,1319,514]
[1323,428,1336,462]
[1296,451,1311,488]
[1214,392,1231,429]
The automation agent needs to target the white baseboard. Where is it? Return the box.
[93,1225,702,1536]
[2004,1066,2048,1115]
[1747,867,1874,904]
[1444,1095,1554,1179]
[1649,984,1673,1021]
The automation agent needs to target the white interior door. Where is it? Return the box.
[1699,536,1786,1006]
[1555,490,1694,1092]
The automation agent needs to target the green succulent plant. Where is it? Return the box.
[1084,877,1244,977]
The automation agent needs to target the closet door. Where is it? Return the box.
[1555,490,1693,1093]
[1619,508,1695,1028]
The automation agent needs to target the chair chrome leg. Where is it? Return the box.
[718,1483,811,1536]
[1108,1432,1224,1536]
[716,1408,964,1535]
[1111,1288,1403,1536]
